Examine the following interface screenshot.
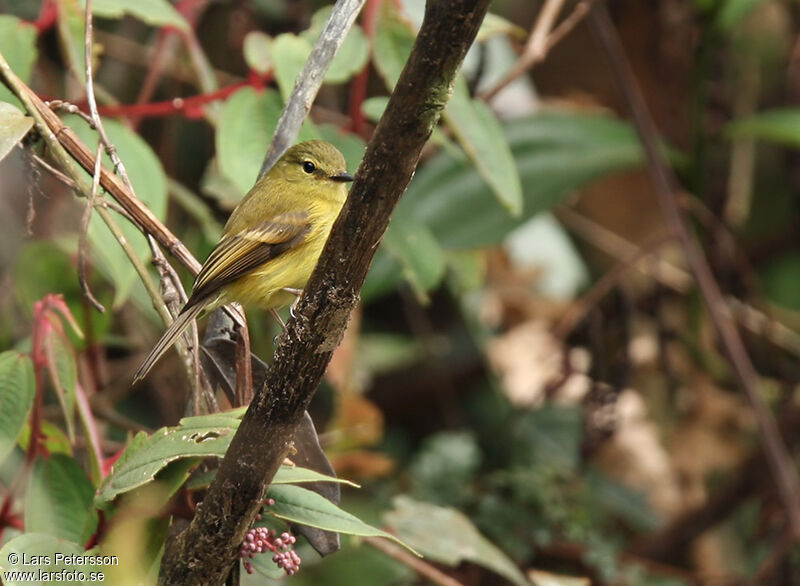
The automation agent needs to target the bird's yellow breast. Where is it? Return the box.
[218,197,341,310]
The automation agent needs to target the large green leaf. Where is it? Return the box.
[727,108,800,149]
[66,117,167,307]
[266,484,416,552]
[92,0,188,30]
[363,110,643,299]
[24,454,99,544]
[0,16,37,109]
[216,87,283,196]
[0,102,33,163]
[97,408,350,503]
[96,412,241,504]
[443,78,522,215]
[0,351,35,466]
[382,218,445,302]
[398,110,644,248]
[385,496,530,586]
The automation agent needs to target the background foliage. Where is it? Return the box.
[2,0,800,584]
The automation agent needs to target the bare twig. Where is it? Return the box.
[553,234,674,339]
[258,0,366,178]
[365,536,464,586]
[480,0,595,102]
[77,141,106,313]
[589,2,800,537]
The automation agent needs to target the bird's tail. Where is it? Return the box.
[133,302,205,384]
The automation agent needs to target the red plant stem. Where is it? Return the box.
[94,73,272,119]
[28,299,50,465]
[0,296,58,540]
[31,0,57,33]
[348,0,382,134]
[129,0,211,129]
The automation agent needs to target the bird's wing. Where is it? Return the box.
[189,210,311,305]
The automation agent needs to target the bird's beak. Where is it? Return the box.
[331,172,354,183]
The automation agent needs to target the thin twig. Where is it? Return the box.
[589,2,800,538]
[258,0,366,178]
[557,206,692,292]
[553,234,674,339]
[30,152,77,189]
[77,140,106,312]
[561,206,800,359]
[480,0,595,102]
[365,536,464,586]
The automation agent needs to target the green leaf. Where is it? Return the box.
[0,101,33,163]
[43,329,77,441]
[398,109,644,249]
[18,420,73,457]
[273,466,359,487]
[92,0,188,30]
[443,78,523,215]
[66,117,168,307]
[727,108,800,149]
[372,0,416,90]
[266,484,417,553]
[24,454,99,544]
[382,218,446,301]
[363,110,642,301]
[0,351,34,466]
[243,31,272,74]
[0,534,105,585]
[385,496,530,586]
[270,33,313,102]
[302,7,369,83]
[0,16,37,109]
[96,412,243,504]
[216,87,282,196]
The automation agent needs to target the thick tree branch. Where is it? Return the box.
[157,0,491,583]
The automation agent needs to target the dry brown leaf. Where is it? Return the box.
[487,320,589,407]
[593,389,682,516]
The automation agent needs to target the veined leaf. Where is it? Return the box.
[266,484,417,554]
[385,496,530,586]
[443,78,522,216]
[0,102,33,163]
[0,351,35,466]
[24,454,99,544]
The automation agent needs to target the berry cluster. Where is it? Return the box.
[239,526,302,576]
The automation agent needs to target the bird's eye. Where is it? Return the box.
[302,161,316,174]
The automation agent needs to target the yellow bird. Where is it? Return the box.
[133,140,353,383]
